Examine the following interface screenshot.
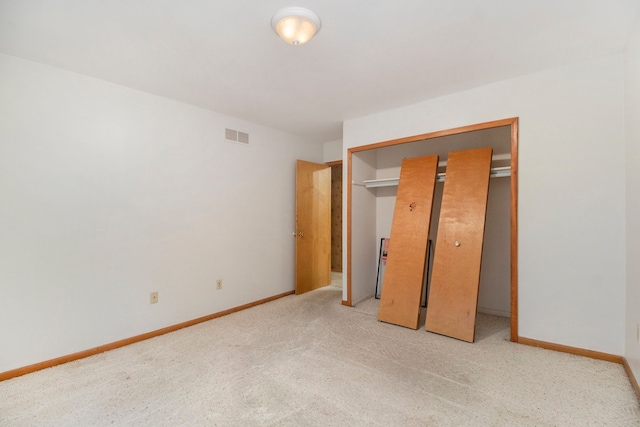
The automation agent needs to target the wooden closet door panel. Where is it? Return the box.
[424,147,492,342]
[377,155,438,329]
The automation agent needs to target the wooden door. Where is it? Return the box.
[425,147,492,342]
[377,155,439,329]
[295,160,331,294]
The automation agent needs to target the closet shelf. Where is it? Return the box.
[362,166,511,188]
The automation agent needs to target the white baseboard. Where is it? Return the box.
[352,293,376,306]
[477,306,510,318]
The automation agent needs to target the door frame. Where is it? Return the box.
[345,117,519,342]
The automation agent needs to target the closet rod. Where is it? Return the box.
[360,166,510,188]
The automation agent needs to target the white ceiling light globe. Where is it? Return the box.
[271,7,322,45]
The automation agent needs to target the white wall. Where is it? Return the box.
[0,54,322,373]
[345,54,626,354]
[477,178,511,316]
[348,150,378,304]
[625,17,640,379]
[323,139,343,163]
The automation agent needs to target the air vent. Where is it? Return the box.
[225,128,249,144]
[237,132,249,144]
[225,128,237,141]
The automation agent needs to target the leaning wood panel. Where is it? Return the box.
[425,147,492,342]
[377,155,438,329]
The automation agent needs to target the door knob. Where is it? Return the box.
[455,240,461,247]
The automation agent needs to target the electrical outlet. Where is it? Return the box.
[216,279,222,290]
[150,292,158,304]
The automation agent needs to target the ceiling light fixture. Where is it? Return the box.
[271,7,321,46]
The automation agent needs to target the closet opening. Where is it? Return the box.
[345,118,519,341]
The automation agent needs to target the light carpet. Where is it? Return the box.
[1,285,639,426]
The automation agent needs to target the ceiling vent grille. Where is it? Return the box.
[225,128,249,144]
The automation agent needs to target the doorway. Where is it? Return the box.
[345,118,519,341]
[329,161,343,272]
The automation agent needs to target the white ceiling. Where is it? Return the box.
[1,1,639,143]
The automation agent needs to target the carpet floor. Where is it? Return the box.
[1,284,639,426]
